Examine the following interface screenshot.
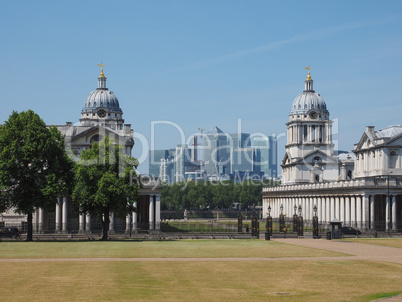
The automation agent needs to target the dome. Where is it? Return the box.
[289,71,328,116]
[82,68,122,113]
[84,89,122,112]
[290,91,328,115]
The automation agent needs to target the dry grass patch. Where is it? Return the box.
[0,240,346,259]
[0,260,401,301]
[343,238,402,249]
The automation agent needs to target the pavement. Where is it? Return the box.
[274,238,402,264]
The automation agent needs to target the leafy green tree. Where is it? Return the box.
[72,136,139,240]
[0,110,74,241]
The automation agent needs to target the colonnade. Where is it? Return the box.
[35,195,161,234]
[263,193,399,230]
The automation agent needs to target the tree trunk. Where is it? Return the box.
[101,209,110,241]
[27,212,33,241]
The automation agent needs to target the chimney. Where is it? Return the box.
[124,124,131,135]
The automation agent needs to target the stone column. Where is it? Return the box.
[32,210,38,233]
[340,196,345,223]
[320,197,327,224]
[38,208,44,234]
[78,212,85,234]
[86,213,91,235]
[334,196,339,219]
[109,213,115,234]
[55,197,62,233]
[132,202,138,233]
[149,195,155,231]
[155,195,161,231]
[357,195,362,229]
[125,213,131,234]
[325,197,330,224]
[330,197,335,220]
[62,196,68,234]
[363,194,369,230]
[370,195,375,229]
[351,196,356,228]
[345,196,351,226]
[392,196,397,230]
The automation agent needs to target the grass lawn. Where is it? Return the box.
[0,240,345,259]
[1,260,401,301]
[343,238,402,249]
[1,240,401,301]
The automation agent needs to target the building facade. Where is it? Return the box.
[262,70,402,231]
[1,67,162,234]
[151,128,278,182]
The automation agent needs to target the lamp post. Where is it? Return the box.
[298,205,303,237]
[265,205,272,240]
[293,204,298,233]
[313,204,318,239]
[387,172,393,236]
[279,204,285,233]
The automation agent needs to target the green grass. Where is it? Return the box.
[363,291,402,301]
[161,221,234,232]
[0,240,346,259]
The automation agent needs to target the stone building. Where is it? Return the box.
[1,67,161,234]
[262,70,402,231]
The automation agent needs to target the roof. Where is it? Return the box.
[375,125,402,139]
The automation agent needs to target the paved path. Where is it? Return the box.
[274,238,402,264]
[0,239,401,264]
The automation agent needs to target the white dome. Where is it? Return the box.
[290,91,328,115]
[84,89,122,112]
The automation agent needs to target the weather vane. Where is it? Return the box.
[97,62,106,77]
[305,65,312,80]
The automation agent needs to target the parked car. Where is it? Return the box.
[0,227,21,239]
[341,227,361,236]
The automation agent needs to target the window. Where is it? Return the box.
[304,125,307,141]
[313,156,321,164]
[389,150,398,169]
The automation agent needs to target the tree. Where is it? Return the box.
[0,110,74,241]
[72,136,139,240]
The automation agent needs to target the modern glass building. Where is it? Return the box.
[252,136,278,178]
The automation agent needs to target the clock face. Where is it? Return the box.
[97,109,106,118]
[309,111,318,119]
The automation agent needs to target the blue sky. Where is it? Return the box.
[1,1,402,174]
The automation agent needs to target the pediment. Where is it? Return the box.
[281,152,291,165]
[355,129,377,151]
[62,125,131,146]
[295,149,339,165]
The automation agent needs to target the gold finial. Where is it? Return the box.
[98,62,106,78]
[305,65,312,80]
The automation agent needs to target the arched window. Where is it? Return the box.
[315,174,320,182]
[90,134,102,145]
[313,156,321,164]
[347,170,352,180]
